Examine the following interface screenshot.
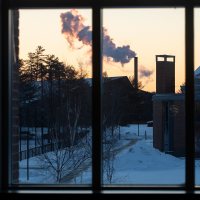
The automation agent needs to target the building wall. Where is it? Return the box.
[172,101,185,156]
[12,10,19,184]
[153,101,164,151]
[153,99,185,156]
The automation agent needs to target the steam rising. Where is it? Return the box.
[60,10,136,65]
[60,10,92,46]
[139,66,154,78]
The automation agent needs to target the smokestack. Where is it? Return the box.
[134,57,138,89]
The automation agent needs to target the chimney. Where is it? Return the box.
[156,55,175,94]
[134,57,138,89]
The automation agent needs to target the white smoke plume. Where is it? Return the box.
[60,9,136,65]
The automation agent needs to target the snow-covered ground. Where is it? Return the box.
[19,124,200,185]
[105,139,185,184]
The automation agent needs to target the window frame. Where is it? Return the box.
[0,0,199,196]
[0,0,2,193]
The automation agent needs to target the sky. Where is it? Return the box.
[19,8,200,92]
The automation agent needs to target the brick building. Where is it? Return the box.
[153,55,200,156]
[11,10,19,183]
[153,94,185,156]
[153,55,186,156]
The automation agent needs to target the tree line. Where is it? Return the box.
[19,46,91,147]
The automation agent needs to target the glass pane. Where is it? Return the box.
[102,8,185,185]
[195,8,200,185]
[12,9,92,184]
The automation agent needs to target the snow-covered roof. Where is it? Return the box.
[85,76,128,87]
[84,78,92,87]
[195,66,200,78]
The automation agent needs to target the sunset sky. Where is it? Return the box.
[19,8,200,92]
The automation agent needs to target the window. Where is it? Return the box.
[102,8,185,185]
[0,0,198,197]
[195,7,200,186]
[18,9,92,185]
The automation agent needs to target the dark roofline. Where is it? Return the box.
[153,94,200,101]
[103,76,127,79]
[152,94,184,101]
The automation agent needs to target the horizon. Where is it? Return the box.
[19,8,200,92]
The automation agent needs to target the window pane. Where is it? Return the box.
[12,9,92,184]
[195,8,200,186]
[102,8,185,185]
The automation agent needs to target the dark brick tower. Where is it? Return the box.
[156,55,175,94]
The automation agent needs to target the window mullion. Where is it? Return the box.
[92,4,102,193]
[0,0,2,191]
[1,0,9,193]
[185,5,195,193]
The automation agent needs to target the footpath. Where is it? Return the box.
[61,138,139,183]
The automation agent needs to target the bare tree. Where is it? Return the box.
[102,79,123,183]
[128,75,144,89]
[37,121,91,183]
[36,77,91,183]
[103,125,118,184]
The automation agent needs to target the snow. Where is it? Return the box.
[110,140,185,184]
[19,124,200,185]
[195,66,200,78]
[19,159,55,184]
